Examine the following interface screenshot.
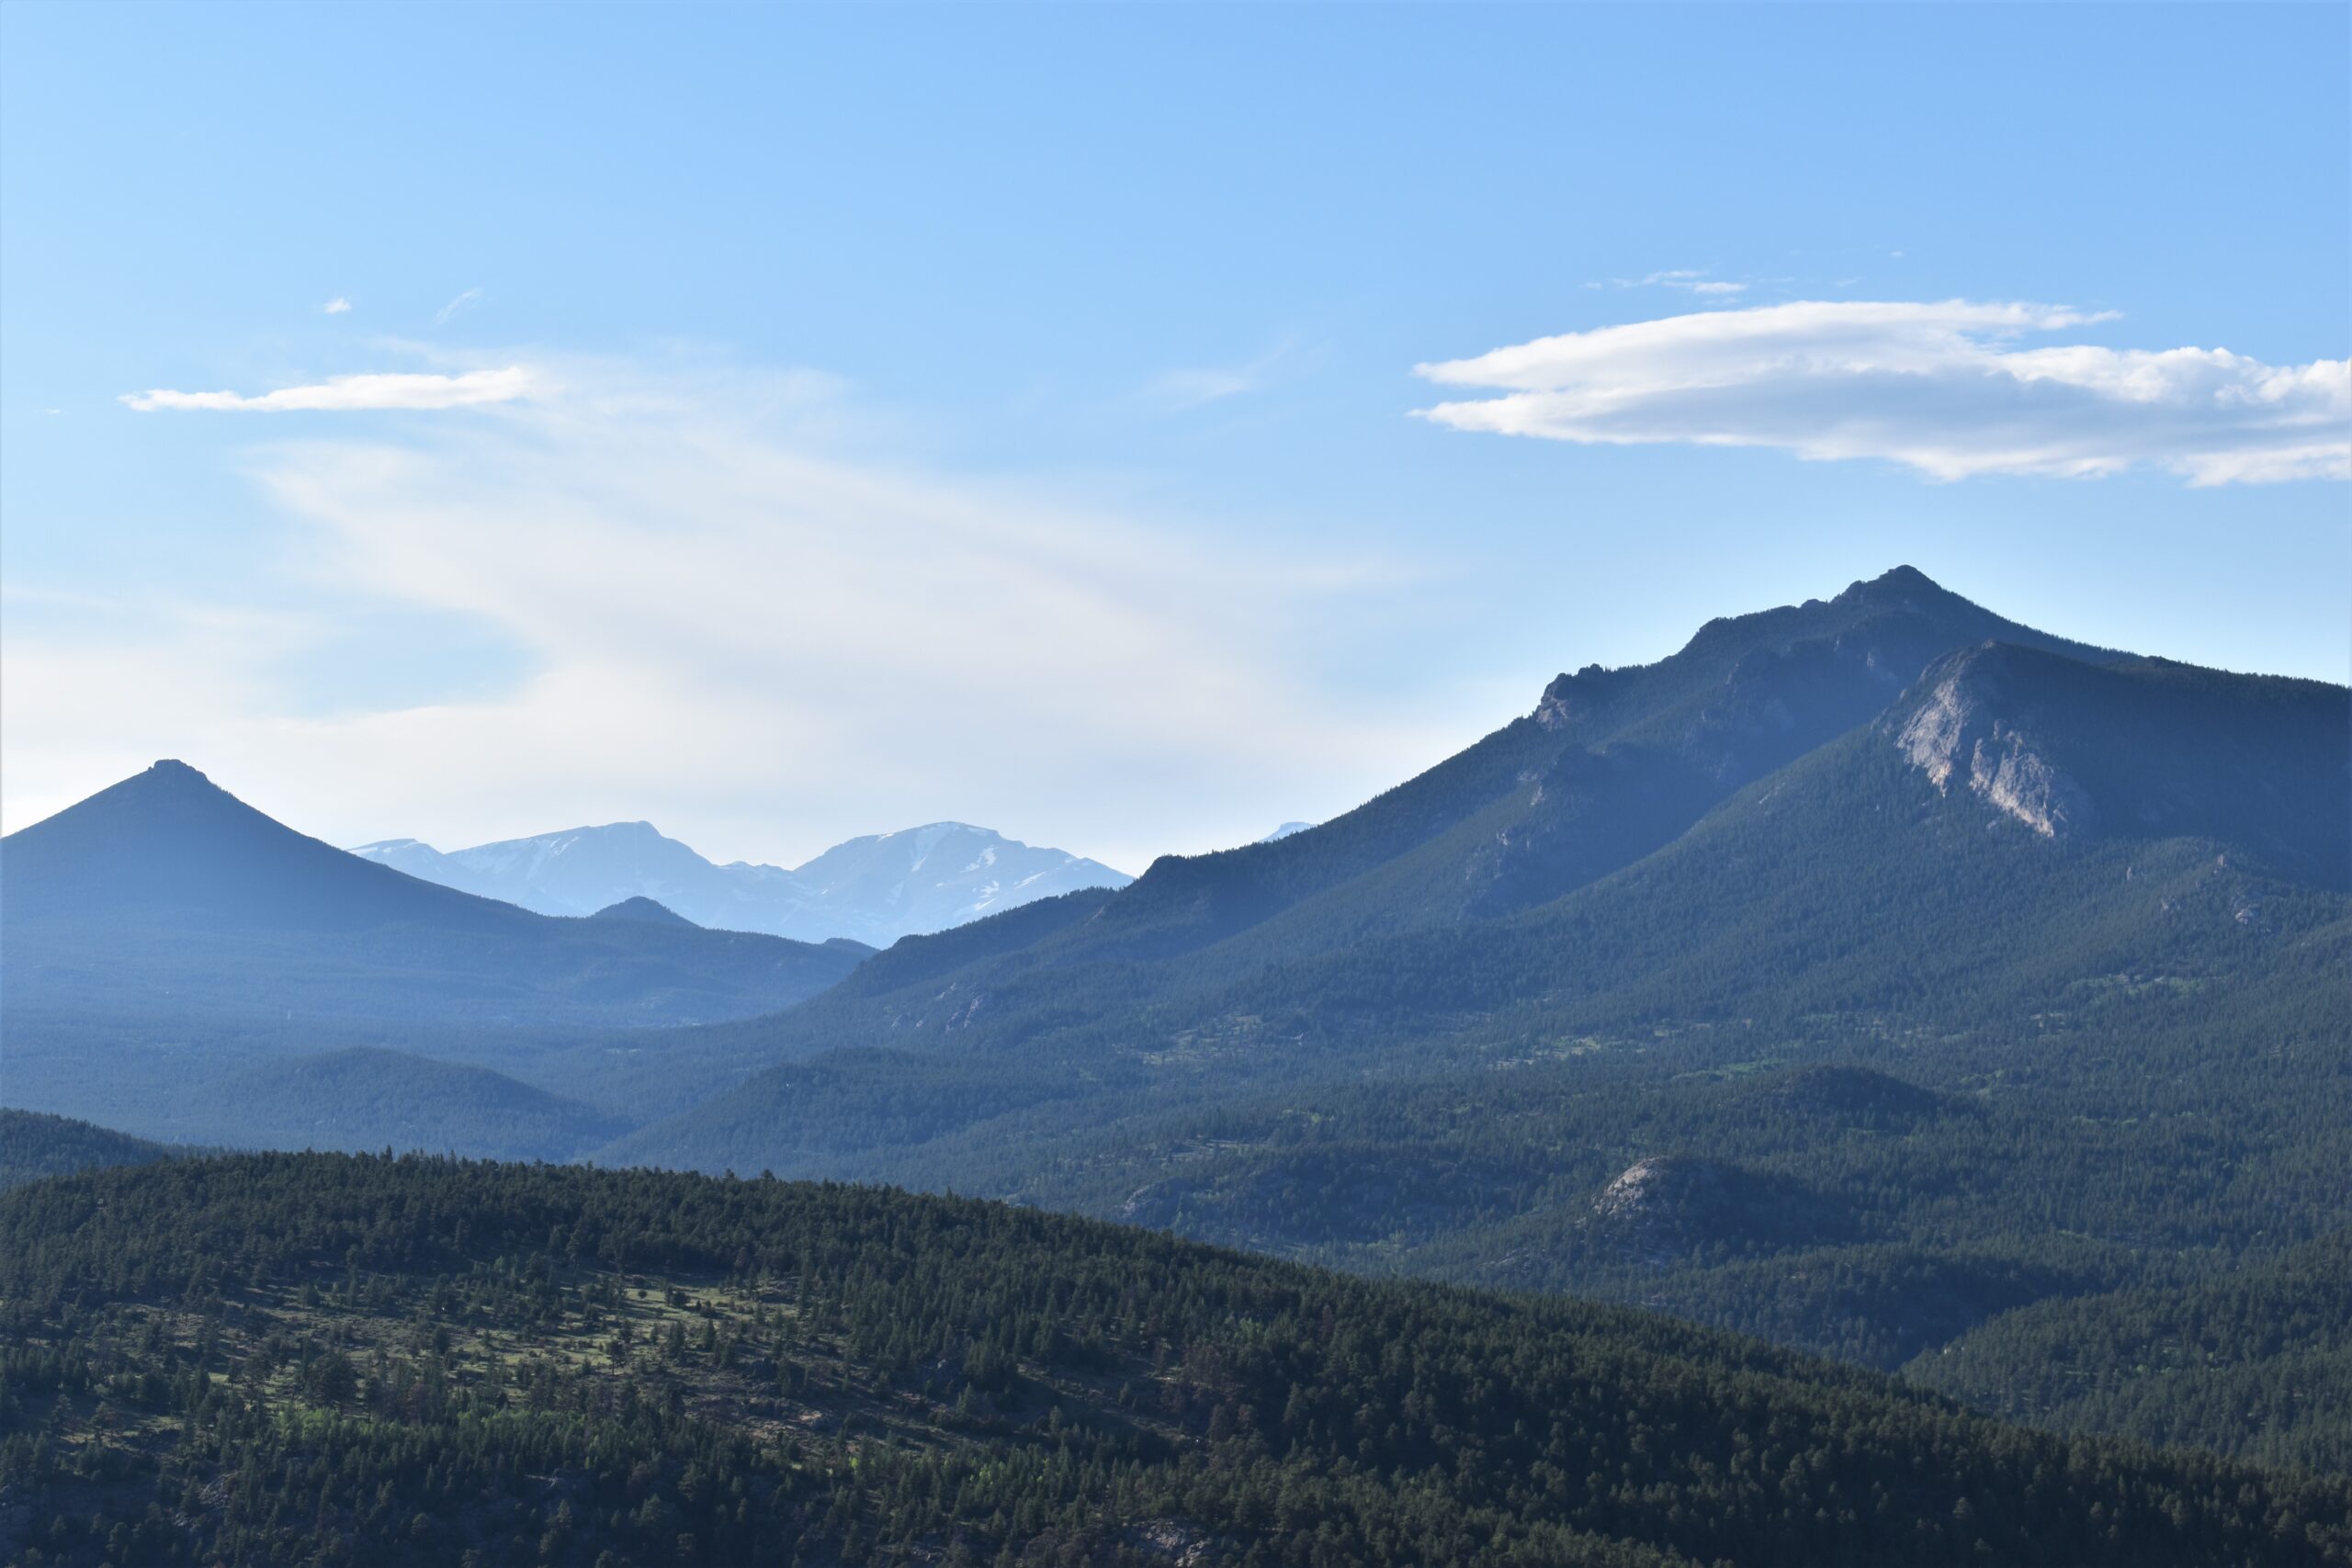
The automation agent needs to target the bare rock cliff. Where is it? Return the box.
[1892,645,2096,839]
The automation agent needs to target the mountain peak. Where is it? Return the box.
[1855,563,1940,593]
[1824,563,1973,615]
[590,896,700,928]
[3,760,528,934]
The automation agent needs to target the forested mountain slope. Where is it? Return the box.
[1907,1230,2352,1474]
[158,1047,632,1162]
[2,1153,2345,1568]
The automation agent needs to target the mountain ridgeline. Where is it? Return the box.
[353,817,1132,946]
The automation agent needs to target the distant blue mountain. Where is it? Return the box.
[0,761,865,1028]
[352,819,1131,946]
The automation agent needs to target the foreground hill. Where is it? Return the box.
[353,817,1132,944]
[2,1153,2345,1568]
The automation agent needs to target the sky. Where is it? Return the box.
[3,3,2346,876]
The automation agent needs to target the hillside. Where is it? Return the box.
[153,1047,635,1162]
[1,1153,2345,1568]
[352,817,1133,945]
[1906,1231,2352,1474]
[0,1109,184,1190]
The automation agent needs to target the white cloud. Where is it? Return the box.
[322,297,352,314]
[17,356,1464,874]
[1589,269,1748,298]
[434,287,483,326]
[119,367,535,413]
[1415,299,2351,486]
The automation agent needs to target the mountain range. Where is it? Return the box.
[3,566,2345,1474]
[575,566,2348,1465]
[352,818,1130,945]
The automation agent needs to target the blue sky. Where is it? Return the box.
[4,3,2346,873]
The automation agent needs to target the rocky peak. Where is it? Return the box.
[1534,663,1633,730]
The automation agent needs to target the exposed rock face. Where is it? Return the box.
[1590,1156,1737,1269]
[1589,1155,1853,1268]
[1592,1156,1723,1225]
[1534,663,1634,731]
[1967,728,2096,838]
[1893,644,2096,839]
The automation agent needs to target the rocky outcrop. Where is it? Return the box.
[1966,728,2096,838]
[1892,644,2096,839]
[1592,1155,1726,1224]
[1534,663,1634,732]
[1589,1156,1851,1268]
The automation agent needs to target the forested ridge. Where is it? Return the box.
[3,1154,2348,1567]
[0,1111,184,1190]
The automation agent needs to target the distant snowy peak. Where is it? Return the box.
[348,839,460,880]
[1261,821,1316,842]
[790,822,1132,934]
[349,818,1129,947]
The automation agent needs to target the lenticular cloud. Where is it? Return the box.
[1414,299,2350,485]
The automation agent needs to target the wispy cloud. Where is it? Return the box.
[1586,269,1748,298]
[25,355,1458,872]
[1142,341,1304,411]
[434,287,484,326]
[1416,299,2351,486]
[119,367,535,413]
[322,297,352,315]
